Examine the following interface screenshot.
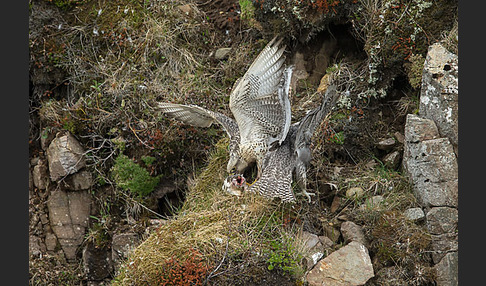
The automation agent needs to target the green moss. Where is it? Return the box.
[111,154,161,197]
[141,155,156,166]
[48,0,85,10]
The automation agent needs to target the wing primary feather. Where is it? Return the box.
[156,102,239,140]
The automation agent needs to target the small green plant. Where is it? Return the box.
[265,238,303,276]
[90,80,103,92]
[239,0,255,21]
[85,221,110,248]
[111,154,161,197]
[47,0,84,10]
[141,155,156,166]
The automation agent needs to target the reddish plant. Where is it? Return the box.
[392,37,415,60]
[156,249,211,286]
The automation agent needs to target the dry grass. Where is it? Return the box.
[112,138,307,285]
[441,19,458,55]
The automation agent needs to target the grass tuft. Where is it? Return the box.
[113,138,306,285]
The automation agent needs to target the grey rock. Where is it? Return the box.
[40,213,49,225]
[346,187,364,199]
[431,233,458,263]
[301,231,320,250]
[29,235,42,258]
[31,157,40,166]
[405,138,458,207]
[62,170,93,191]
[375,138,396,151]
[318,235,334,249]
[306,241,374,286]
[393,131,405,144]
[46,132,86,181]
[214,48,232,60]
[403,114,440,144]
[33,159,49,190]
[112,232,140,267]
[45,232,59,252]
[47,188,91,261]
[340,221,368,247]
[29,168,34,191]
[426,207,458,235]
[419,43,458,153]
[360,195,384,210]
[83,243,113,281]
[403,114,458,207]
[382,150,401,170]
[371,266,408,286]
[300,231,328,269]
[403,207,425,222]
[322,224,341,243]
[434,251,458,286]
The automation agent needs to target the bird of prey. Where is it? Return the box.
[156,37,292,179]
[244,84,340,202]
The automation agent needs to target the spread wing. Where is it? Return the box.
[229,37,292,146]
[156,102,240,142]
[293,85,339,188]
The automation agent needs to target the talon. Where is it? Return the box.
[297,189,315,203]
[326,182,338,191]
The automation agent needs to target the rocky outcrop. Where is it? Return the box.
[47,187,91,261]
[340,221,368,247]
[373,135,404,171]
[403,207,425,222]
[47,132,87,181]
[82,243,113,281]
[403,116,458,207]
[419,43,458,155]
[402,42,458,286]
[300,231,334,269]
[434,252,458,286]
[306,241,374,286]
[32,131,94,262]
[33,159,49,190]
[112,232,141,268]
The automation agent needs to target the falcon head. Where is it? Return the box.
[227,156,249,175]
[226,139,249,174]
[222,174,248,196]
